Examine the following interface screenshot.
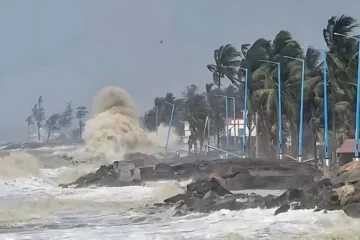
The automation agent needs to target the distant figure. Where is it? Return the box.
[160,40,163,43]
[188,137,193,154]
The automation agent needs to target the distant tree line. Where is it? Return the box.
[25,96,88,142]
[142,84,243,153]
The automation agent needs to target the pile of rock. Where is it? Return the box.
[154,160,360,218]
[59,161,141,188]
[331,162,360,218]
[158,173,343,216]
[59,155,323,190]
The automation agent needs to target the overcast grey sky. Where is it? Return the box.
[0,0,359,141]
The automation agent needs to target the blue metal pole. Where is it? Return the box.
[355,41,360,162]
[277,63,283,160]
[225,97,229,150]
[298,60,305,163]
[165,102,174,151]
[322,50,329,167]
[242,68,249,157]
[283,56,306,163]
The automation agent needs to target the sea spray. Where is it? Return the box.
[82,86,186,162]
[151,180,186,200]
[83,87,157,161]
[0,150,96,186]
[0,152,42,180]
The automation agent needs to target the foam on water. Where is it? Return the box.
[0,170,186,228]
[1,170,360,239]
[1,150,360,239]
[2,206,360,240]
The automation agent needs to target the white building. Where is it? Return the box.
[225,111,256,137]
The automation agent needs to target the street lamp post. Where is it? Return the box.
[215,95,230,150]
[259,60,283,160]
[283,56,305,163]
[321,50,330,168]
[164,101,175,151]
[334,32,360,162]
[227,96,236,149]
[239,67,248,157]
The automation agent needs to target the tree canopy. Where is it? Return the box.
[143,14,360,160]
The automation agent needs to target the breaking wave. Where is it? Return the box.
[0,152,43,180]
[83,87,155,158]
[81,86,183,163]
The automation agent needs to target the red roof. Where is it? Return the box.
[337,139,355,154]
[224,111,246,125]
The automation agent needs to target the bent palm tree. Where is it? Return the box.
[25,116,34,140]
[207,44,241,88]
[181,85,212,153]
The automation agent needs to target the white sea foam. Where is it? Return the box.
[0,135,359,239]
[1,168,360,240]
[1,206,359,240]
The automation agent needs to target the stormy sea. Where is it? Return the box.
[1,87,360,240]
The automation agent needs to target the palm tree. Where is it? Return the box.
[180,85,212,153]
[240,31,304,157]
[207,44,241,88]
[322,15,359,161]
[25,115,34,140]
[205,83,226,148]
[31,96,45,142]
[155,93,176,125]
[138,14,360,160]
[45,113,60,140]
[58,102,73,131]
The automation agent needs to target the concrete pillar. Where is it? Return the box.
[133,168,141,181]
[118,163,135,183]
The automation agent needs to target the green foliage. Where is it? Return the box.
[31,96,45,141]
[27,97,88,142]
[143,14,360,159]
[45,113,61,140]
[58,102,73,129]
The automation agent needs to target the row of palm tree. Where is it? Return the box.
[143,15,359,161]
[25,97,88,141]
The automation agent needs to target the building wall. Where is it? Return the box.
[225,118,256,137]
[339,153,353,165]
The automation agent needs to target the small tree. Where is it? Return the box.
[45,113,61,140]
[31,96,45,142]
[58,102,73,135]
[25,115,34,140]
[76,106,88,140]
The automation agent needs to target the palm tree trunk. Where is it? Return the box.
[199,137,204,154]
[216,106,220,148]
[79,121,83,141]
[47,130,51,141]
[37,124,41,142]
[246,122,251,157]
[258,112,273,157]
[331,100,336,166]
[310,106,318,162]
[312,132,318,162]
[27,124,30,140]
[290,121,298,157]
